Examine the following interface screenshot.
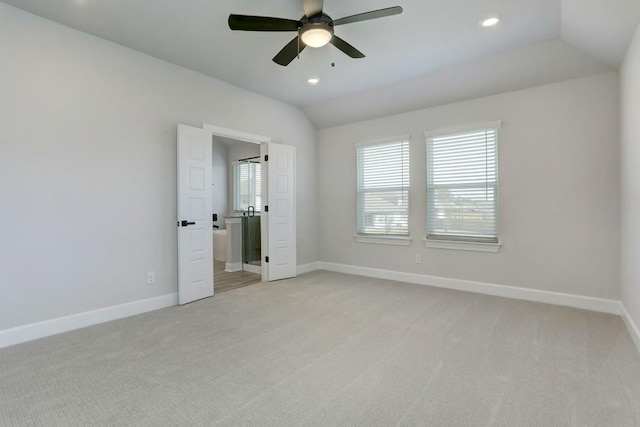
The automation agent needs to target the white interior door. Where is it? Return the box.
[264,143,296,281]
[177,124,213,304]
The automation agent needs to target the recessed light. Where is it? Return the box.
[307,77,320,85]
[480,14,501,28]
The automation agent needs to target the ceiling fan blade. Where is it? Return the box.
[273,37,307,66]
[228,14,300,31]
[333,6,403,26]
[330,36,365,59]
[302,0,324,18]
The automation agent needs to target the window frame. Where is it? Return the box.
[354,135,411,246]
[424,121,501,252]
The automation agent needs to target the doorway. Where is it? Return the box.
[212,135,263,292]
[177,123,297,304]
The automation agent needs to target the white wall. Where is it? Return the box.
[212,137,228,226]
[621,23,640,330]
[0,4,318,331]
[318,72,620,299]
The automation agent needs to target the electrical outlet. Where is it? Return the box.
[415,254,422,264]
[147,271,155,284]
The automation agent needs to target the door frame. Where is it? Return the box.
[202,123,271,282]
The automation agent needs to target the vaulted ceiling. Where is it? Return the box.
[3,0,640,127]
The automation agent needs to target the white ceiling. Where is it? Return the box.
[3,0,640,128]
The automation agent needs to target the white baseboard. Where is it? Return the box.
[317,262,621,315]
[242,263,261,275]
[225,262,242,272]
[3,263,632,352]
[621,304,640,353]
[0,293,178,349]
[297,262,321,275]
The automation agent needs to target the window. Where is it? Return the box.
[233,161,261,212]
[426,122,500,245]
[356,137,410,238]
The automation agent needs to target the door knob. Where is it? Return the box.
[180,220,196,227]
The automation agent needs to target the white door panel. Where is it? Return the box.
[265,143,296,281]
[177,124,213,304]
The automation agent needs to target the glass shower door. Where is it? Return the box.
[236,157,261,269]
[242,214,261,266]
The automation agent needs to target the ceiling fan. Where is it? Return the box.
[228,0,403,66]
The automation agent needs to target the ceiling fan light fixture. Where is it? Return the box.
[300,26,333,48]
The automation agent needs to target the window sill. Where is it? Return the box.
[354,235,412,246]
[424,239,501,252]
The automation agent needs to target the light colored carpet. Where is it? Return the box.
[1,270,640,426]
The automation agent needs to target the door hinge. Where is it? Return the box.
[265,256,269,263]
[264,205,269,212]
[264,155,269,161]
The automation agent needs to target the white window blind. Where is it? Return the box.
[356,138,410,236]
[233,161,261,212]
[426,123,499,243]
